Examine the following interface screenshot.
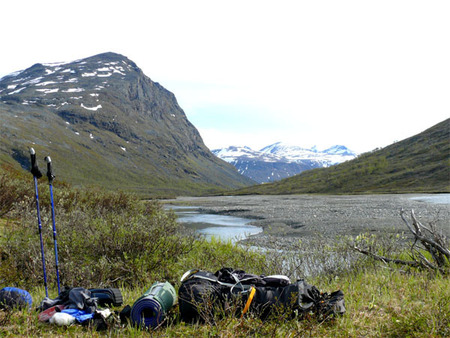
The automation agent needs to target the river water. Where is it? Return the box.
[409,194,450,204]
[166,205,262,242]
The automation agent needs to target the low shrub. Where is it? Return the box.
[0,164,32,217]
[0,166,268,290]
[0,166,195,288]
[2,196,195,288]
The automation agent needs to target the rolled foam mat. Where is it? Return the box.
[130,282,177,329]
[130,295,164,328]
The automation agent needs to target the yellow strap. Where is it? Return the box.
[241,286,256,318]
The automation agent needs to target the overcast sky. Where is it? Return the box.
[1,1,449,153]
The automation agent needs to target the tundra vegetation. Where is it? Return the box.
[0,164,449,336]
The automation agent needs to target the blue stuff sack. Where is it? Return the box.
[0,287,33,310]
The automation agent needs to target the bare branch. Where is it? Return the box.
[414,249,438,270]
[402,209,450,260]
[411,210,423,236]
[353,245,420,268]
[400,209,417,236]
[354,209,449,272]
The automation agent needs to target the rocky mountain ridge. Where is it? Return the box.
[0,52,254,196]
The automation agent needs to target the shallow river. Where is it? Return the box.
[166,194,449,242]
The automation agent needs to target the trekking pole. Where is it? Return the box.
[45,156,61,295]
[30,148,48,297]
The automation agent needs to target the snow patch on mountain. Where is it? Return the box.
[81,103,102,111]
[0,57,129,102]
[36,88,59,94]
[63,88,84,93]
[8,87,26,95]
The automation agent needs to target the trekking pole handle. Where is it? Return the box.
[44,156,55,183]
[30,148,43,179]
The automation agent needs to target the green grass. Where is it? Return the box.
[1,266,448,337]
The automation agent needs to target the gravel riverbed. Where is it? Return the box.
[167,194,450,249]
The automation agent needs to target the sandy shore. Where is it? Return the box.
[167,194,449,247]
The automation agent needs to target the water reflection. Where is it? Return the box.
[166,206,263,242]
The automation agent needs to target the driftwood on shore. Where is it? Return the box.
[353,209,449,272]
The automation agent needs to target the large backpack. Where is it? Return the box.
[178,268,345,323]
[178,270,225,323]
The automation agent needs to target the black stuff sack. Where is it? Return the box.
[295,279,346,319]
[89,288,123,307]
[39,287,98,313]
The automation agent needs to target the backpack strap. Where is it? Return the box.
[180,269,200,282]
[241,286,256,318]
[180,270,221,283]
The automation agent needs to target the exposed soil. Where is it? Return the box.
[167,194,450,248]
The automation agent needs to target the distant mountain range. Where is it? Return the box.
[233,118,450,195]
[212,143,357,183]
[0,52,254,196]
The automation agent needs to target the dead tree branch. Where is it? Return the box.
[352,246,419,267]
[353,209,449,272]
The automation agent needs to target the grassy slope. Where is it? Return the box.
[234,118,450,195]
[0,104,252,198]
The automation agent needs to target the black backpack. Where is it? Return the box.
[178,268,345,323]
[178,270,225,323]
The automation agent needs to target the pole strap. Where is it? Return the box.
[30,148,43,178]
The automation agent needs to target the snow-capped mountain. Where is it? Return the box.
[212,142,357,183]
